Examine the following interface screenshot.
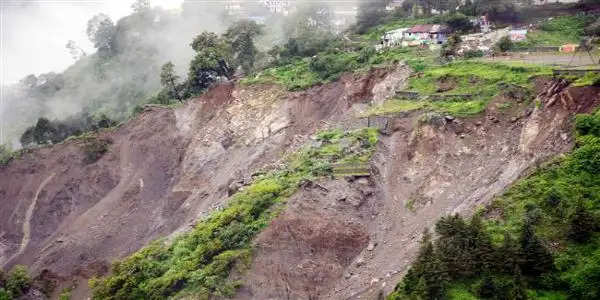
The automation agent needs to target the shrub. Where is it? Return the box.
[575,111,600,137]
[463,50,484,59]
[568,205,597,243]
[444,13,474,33]
[440,34,462,59]
[357,46,376,64]
[81,137,112,164]
[585,19,600,37]
[0,289,11,300]
[573,72,600,87]
[309,52,357,81]
[5,266,30,297]
[495,36,513,53]
[0,145,15,167]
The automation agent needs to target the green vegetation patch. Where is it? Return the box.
[388,109,600,300]
[363,99,428,116]
[0,265,32,300]
[0,145,18,167]
[572,72,600,87]
[241,59,321,91]
[90,128,379,299]
[517,16,595,47]
[243,46,434,91]
[364,98,487,118]
[409,61,551,95]
[386,61,553,116]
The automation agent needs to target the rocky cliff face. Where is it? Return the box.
[1,66,598,299]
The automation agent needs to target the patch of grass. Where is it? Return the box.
[242,43,436,91]
[447,284,478,300]
[364,99,427,116]
[59,287,73,300]
[241,59,320,91]
[366,98,487,118]
[409,61,551,95]
[527,289,568,300]
[431,100,487,117]
[89,128,379,299]
[496,102,513,110]
[402,61,550,116]
[516,16,594,47]
[405,198,417,213]
[572,72,600,87]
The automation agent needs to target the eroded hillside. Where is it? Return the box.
[0,66,396,299]
[1,63,599,299]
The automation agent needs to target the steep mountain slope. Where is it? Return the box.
[0,68,393,298]
[1,63,599,299]
[233,82,600,299]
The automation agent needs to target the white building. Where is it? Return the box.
[262,0,292,15]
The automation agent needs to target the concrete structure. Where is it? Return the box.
[377,27,410,50]
[377,24,450,51]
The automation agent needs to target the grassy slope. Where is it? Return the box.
[241,47,434,91]
[365,61,551,117]
[89,128,378,299]
[517,15,594,47]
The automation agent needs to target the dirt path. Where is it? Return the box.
[3,173,56,268]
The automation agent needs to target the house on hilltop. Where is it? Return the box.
[404,24,450,44]
[377,24,451,51]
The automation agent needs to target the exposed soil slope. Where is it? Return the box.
[1,64,598,300]
[233,82,600,299]
[0,67,396,298]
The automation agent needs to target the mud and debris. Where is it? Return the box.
[1,65,599,299]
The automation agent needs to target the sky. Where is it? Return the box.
[0,0,184,85]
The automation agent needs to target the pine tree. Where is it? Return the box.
[568,205,597,243]
[519,221,554,276]
[403,229,449,299]
[160,62,182,102]
[223,20,263,75]
[496,232,521,274]
[511,265,527,300]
